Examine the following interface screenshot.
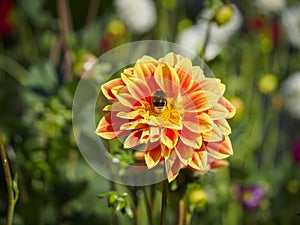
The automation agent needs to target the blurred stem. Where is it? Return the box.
[84,0,100,30]
[159,179,168,225]
[177,197,186,225]
[201,21,212,60]
[177,195,192,225]
[83,0,100,41]
[142,187,154,225]
[0,130,18,225]
[57,0,74,80]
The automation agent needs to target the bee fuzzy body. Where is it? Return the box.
[151,90,167,113]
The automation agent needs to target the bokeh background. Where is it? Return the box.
[1,0,300,224]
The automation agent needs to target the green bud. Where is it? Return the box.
[214,4,234,25]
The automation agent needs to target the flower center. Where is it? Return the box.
[150,103,171,119]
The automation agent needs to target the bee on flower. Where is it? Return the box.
[96,52,235,182]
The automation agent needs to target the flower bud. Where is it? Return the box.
[214,4,234,25]
[258,73,278,94]
[107,193,118,207]
[107,19,126,37]
[188,189,207,208]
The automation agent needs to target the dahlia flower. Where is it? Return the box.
[96,52,235,182]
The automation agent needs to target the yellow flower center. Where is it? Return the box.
[150,102,172,120]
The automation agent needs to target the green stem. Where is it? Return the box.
[159,179,168,225]
[177,197,185,225]
[201,21,212,60]
[0,130,18,225]
[142,187,154,225]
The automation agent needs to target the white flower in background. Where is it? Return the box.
[282,3,300,48]
[282,71,300,119]
[255,0,286,13]
[115,0,157,33]
[176,5,242,61]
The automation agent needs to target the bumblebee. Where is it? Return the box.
[151,90,167,112]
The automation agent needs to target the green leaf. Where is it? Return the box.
[27,61,58,92]
[125,203,134,218]
[115,198,126,212]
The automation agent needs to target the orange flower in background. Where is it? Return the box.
[96,52,235,182]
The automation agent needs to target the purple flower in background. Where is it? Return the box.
[233,183,264,212]
[292,141,300,165]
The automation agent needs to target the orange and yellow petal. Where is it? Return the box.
[134,57,157,77]
[161,128,178,149]
[202,122,223,142]
[123,128,150,149]
[183,91,220,112]
[175,140,194,165]
[145,142,162,168]
[121,76,152,101]
[179,125,202,149]
[165,151,185,182]
[101,78,125,101]
[159,52,184,67]
[206,135,233,159]
[96,113,129,139]
[215,119,231,135]
[188,149,209,172]
[154,63,180,97]
[209,159,229,169]
[219,97,236,118]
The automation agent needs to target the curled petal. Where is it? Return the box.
[209,159,229,168]
[117,93,143,108]
[117,108,147,119]
[124,130,144,149]
[191,66,205,81]
[206,135,233,159]
[215,119,231,135]
[103,105,112,111]
[134,58,157,77]
[179,125,202,149]
[150,126,160,142]
[175,140,194,165]
[199,112,214,133]
[165,151,185,182]
[160,52,184,67]
[219,97,236,119]
[175,59,194,91]
[145,142,162,168]
[183,91,220,112]
[161,128,178,149]
[96,113,129,139]
[198,78,225,95]
[161,144,172,159]
[154,63,180,97]
[121,75,152,101]
[120,119,148,130]
[208,103,229,120]
[188,150,209,172]
[101,78,125,101]
[202,122,223,142]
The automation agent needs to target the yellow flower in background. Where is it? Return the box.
[96,52,235,182]
[258,73,278,94]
